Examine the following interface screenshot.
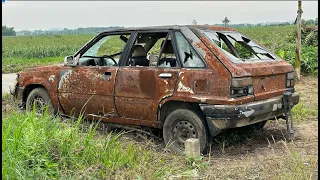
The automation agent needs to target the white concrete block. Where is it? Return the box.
[185,138,200,158]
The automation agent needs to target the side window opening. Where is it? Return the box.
[158,36,177,67]
[174,31,205,68]
[79,34,130,67]
[126,32,178,68]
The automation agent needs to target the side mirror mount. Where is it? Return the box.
[64,56,76,67]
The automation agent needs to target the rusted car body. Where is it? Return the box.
[11,25,299,153]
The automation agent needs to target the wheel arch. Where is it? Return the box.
[22,84,47,105]
[158,100,207,127]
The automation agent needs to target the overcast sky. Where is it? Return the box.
[2,1,318,31]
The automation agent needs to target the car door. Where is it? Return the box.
[114,30,181,121]
[58,32,133,117]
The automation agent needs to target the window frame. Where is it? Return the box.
[73,31,135,67]
[119,30,181,69]
[172,30,208,69]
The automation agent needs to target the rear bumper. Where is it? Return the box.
[200,93,300,136]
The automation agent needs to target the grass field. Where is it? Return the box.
[2,25,318,74]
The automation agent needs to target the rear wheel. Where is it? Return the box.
[163,109,209,154]
[26,87,55,115]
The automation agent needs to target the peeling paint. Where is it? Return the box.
[49,75,55,82]
[58,70,73,89]
[239,109,255,117]
[177,81,194,94]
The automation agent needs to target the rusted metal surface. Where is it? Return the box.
[13,25,298,131]
[114,67,179,121]
[57,66,118,117]
[17,64,65,113]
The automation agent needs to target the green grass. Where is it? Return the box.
[237,25,296,53]
[2,92,318,179]
[292,103,318,122]
[1,94,202,179]
[2,25,318,74]
[2,34,94,59]
[2,57,64,73]
[2,108,185,179]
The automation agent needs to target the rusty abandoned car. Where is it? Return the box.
[10,25,300,153]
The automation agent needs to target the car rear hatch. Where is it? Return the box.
[237,62,294,101]
[198,27,295,101]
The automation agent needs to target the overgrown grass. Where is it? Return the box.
[2,91,318,179]
[1,94,204,179]
[3,112,174,179]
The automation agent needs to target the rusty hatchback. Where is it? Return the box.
[10,25,300,153]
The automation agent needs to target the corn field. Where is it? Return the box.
[2,25,318,75]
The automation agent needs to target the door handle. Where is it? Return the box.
[103,72,112,81]
[159,73,172,78]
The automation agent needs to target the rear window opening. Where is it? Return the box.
[201,30,280,63]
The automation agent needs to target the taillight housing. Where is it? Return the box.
[230,77,254,98]
[286,71,295,88]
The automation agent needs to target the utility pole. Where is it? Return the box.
[295,1,302,81]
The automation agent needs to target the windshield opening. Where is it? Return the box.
[201,30,280,63]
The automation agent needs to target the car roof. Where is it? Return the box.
[100,25,237,34]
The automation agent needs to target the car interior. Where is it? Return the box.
[127,33,178,67]
[78,32,178,68]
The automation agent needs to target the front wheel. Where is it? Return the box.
[26,87,55,115]
[163,109,209,154]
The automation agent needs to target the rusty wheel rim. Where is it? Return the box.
[173,120,197,149]
[32,96,46,116]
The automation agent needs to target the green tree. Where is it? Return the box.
[222,17,231,27]
[192,19,197,25]
[2,26,16,36]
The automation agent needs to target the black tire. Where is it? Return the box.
[163,109,209,154]
[26,87,55,115]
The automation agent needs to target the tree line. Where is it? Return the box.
[2,18,318,36]
[2,26,16,36]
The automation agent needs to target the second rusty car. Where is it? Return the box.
[11,25,300,153]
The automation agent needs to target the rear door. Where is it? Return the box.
[58,32,133,117]
[114,30,181,121]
